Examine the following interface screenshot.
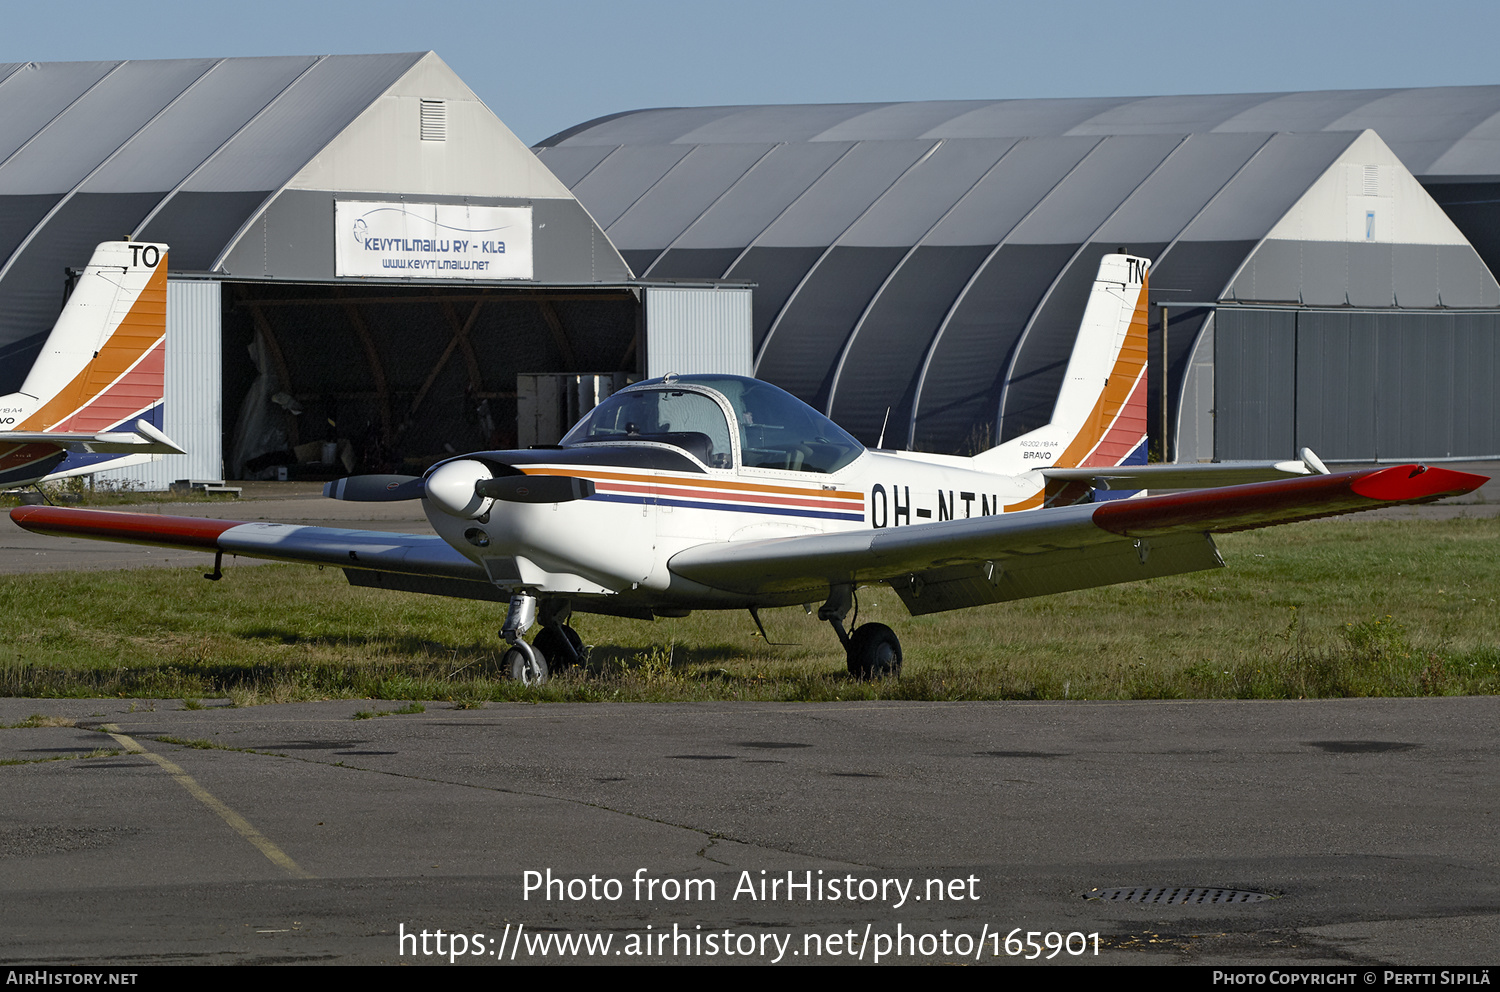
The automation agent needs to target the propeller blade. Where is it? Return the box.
[323,475,426,501]
[474,475,596,503]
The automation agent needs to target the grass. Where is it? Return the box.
[2,713,78,728]
[1,515,1497,703]
[1,476,231,509]
[154,736,217,749]
[0,748,123,766]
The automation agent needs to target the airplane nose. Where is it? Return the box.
[424,459,494,519]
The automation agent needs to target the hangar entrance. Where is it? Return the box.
[1209,307,1500,462]
[221,282,640,479]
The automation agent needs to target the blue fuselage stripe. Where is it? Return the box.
[591,492,865,522]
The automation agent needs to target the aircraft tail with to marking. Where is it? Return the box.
[0,241,182,488]
[972,253,1150,505]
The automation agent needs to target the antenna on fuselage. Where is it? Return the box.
[877,407,890,448]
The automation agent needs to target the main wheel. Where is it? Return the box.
[846,623,902,679]
[534,625,585,668]
[505,643,550,685]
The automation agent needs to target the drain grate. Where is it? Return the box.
[1084,887,1274,905]
[1305,740,1417,753]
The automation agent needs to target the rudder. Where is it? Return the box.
[11,241,169,435]
[974,253,1150,483]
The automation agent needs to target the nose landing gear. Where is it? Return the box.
[499,595,586,685]
[500,592,548,685]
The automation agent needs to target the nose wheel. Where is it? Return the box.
[500,592,550,685]
[503,642,550,685]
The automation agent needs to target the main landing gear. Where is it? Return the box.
[499,593,584,686]
[820,586,902,679]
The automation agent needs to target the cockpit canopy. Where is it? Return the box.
[560,375,865,474]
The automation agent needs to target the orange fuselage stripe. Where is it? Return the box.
[519,465,864,502]
[598,479,862,510]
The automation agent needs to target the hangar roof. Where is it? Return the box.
[537,95,1499,455]
[536,87,1500,181]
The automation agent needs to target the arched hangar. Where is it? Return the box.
[0,53,748,487]
[536,91,1500,464]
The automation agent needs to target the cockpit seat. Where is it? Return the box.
[633,431,715,465]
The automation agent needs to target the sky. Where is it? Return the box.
[2,0,1498,146]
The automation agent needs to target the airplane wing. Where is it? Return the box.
[7,504,659,614]
[0,420,186,456]
[667,464,1486,615]
[8,504,489,584]
[8,463,1485,619]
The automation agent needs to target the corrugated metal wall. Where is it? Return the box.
[643,286,752,377]
[1214,308,1500,460]
[97,279,223,489]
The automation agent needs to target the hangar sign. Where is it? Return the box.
[335,201,533,280]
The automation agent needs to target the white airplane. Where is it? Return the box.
[0,241,184,489]
[9,255,1485,683]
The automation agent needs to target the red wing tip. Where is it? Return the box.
[9,504,48,525]
[8,505,242,548]
[1350,464,1489,502]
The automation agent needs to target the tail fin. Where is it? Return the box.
[10,241,169,434]
[0,242,177,486]
[974,253,1150,484]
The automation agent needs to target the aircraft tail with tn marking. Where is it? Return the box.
[973,252,1150,504]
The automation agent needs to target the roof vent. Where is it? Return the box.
[420,100,446,142]
[1363,165,1380,196]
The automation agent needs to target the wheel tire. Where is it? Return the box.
[846,622,902,679]
[505,644,550,685]
[534,625,585,668]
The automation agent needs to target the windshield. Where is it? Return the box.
[561,387,735,467]
[561,376,864,474]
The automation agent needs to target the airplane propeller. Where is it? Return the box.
[321,475,425,501]
[475,475,595,503]
[324,460,596,518]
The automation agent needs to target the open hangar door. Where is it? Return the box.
[221,282,640,479]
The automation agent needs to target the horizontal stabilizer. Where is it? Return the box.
[1043,446,1335,491]
[0,419,185,455]
[1043,459,1312,490]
